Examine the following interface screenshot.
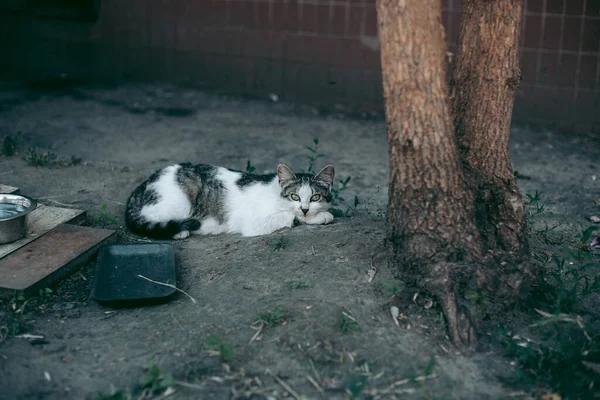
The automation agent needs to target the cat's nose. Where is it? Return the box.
[301,208,309,215]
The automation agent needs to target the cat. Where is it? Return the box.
[125,163,335,240]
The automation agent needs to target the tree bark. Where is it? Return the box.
[376,0,481,346]
[451,0,528,257]
[377,0,532,347]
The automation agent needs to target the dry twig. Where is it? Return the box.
[137,274,197,303]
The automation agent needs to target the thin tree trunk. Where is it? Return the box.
[376,0,481,346]
[451,0,528,257]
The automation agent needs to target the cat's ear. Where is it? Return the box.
[315,165,335,188]
[277,164,296,186]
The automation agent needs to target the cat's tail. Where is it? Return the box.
[126,217,201,240]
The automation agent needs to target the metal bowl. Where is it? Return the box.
[0,194,37,244]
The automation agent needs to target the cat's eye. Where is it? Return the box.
[310,194,321,202]
[290,194,300,201]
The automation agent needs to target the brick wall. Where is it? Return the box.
[0,0,598,128]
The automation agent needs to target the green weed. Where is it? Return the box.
[383,280,402,297]
[205,335,234,362]
[23,146,57,166]
[524,190,545,220]
[336,312,361,334]
[290,281,312,289]
[245,159,256,174]
[97,204,119,227]
[2,134,19,156]
[258,307,285,328]
[269,236,288,251]
[507,226,600,399]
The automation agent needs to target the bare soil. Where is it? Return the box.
[0,81,598,400]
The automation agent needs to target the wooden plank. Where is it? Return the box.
[0,204,86,259]
[0,224,116,298]
[0,184,19,194]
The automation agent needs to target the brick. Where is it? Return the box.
[331,5,347,36]
[581,18,600,52]
[565,0,584,15]
[586,0,600,17]
[256,1,270,30]
[228,1,248,28]
[542,16,561,49]
[520,50,538,84]
[284,1,301,33]
[539,52,559,85]
[574,90,599,120]
[562,17,582,50]
[557,53,578,86]
[578,55,598,88]
[300,3,317,33]
[546,0,564,14]
[527,0,544,13]
[363,6,377,36]
[523,15,542,48]
[347,5,364,36]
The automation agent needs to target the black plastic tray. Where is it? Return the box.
[91,243,177,303]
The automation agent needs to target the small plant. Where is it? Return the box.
[205,335,234,362]
[305,137,325,174]
[524,190,545,219]
[337,311,361,334]
[347,374,369,399]
[97,204,119,227]
[290,281,312,289]
[245,159,256,174]
[2,134,19,156]
[24,146,57,166]
[259,307,285,328]
[383,280,402,297]
[94,364,174,400]
[269,236,288,251]
[136,364,174,399]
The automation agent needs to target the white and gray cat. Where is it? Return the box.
[125,163,335,239]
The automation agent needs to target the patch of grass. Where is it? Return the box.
[502,323,600,399]
[2,134,20,156]
[529,248,600,314]
[524,190,545,219]
[97,204,119,227]
[95,364,174,400]
[269,236,288,251]
[336,311,361,334]
[290,281,312,289]
[1,288,53,341]
[258,306,285,328]
[507,227,600,399]
[205,335,234,362]
[383,280,402,297]
[23,146,57,166]
[245,159,256,174]
[347,374,369,399]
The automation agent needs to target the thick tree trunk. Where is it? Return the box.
[376,0,481,346]
[451,0,528,257]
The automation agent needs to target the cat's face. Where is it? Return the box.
[277,164,334,218]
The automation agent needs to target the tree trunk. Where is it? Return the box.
[451,0,528,257]
[377,0,532,347]
[376,0,481,346]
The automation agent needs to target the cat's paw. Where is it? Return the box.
[173,230,190,240]
[305,211,334,225]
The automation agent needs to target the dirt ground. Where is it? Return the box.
[0,80,598,400]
